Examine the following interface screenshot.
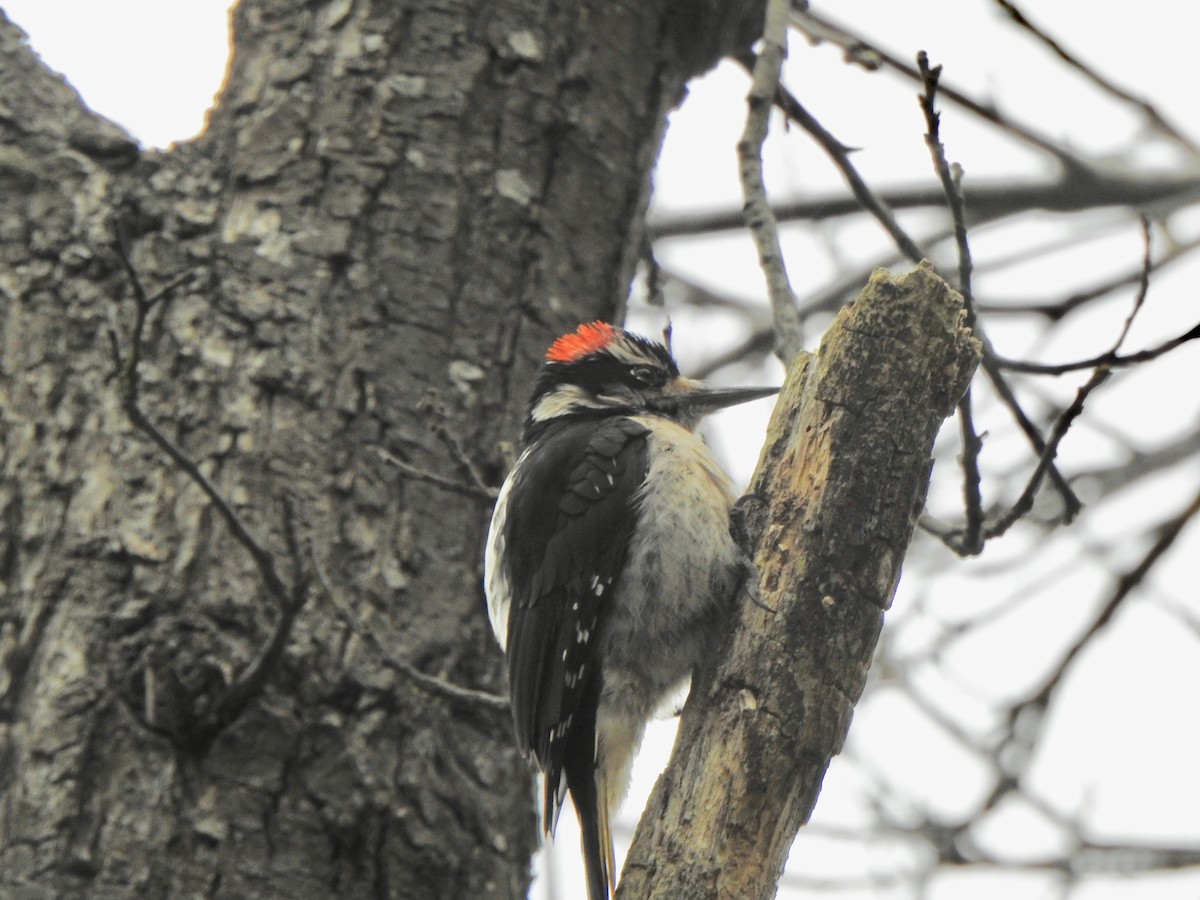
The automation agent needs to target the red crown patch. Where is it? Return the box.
[546,321,617,363]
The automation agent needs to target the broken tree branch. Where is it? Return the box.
[619,263,981,899]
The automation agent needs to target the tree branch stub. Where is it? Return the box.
[619,262,982,899]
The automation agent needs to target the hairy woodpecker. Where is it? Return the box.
[484,321,777,899]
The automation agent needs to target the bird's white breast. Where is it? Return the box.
[601,417,739,679]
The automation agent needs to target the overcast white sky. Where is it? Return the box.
[6,2,1198,898]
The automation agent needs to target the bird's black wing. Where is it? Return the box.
[501,415,649,836]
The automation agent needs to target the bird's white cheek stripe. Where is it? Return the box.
[530,384,610,422]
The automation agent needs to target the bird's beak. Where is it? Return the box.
[665,377,779,420]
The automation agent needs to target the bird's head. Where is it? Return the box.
[523,321,778,442]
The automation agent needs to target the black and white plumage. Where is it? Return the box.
[484,322,777,900]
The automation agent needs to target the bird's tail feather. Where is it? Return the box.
[566,755,613,900]
[596,769,617,895]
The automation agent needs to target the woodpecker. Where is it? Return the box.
[484,321,777,899]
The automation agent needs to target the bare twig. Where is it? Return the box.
[950,391,986,553]
[112,237,306,730]
[1003,481,1200,739]
[922,357,1091,553]
[995,329,1200,375]
[1071,428,1200,499]
[981,357,1081,520]
[650,166,1200,238]
[416,393,501,499]
[1109,216,1153,352]
[734,50,926,265]
[982,365,1111,541]
[791,3,1092,170]
[991,225,1200,375]
[212,495,309,722]
[917,54,975,312]
[738,0,804,360]
[980,232,1200,320]
[994,0,1200,154]
[919,53,985,554]
[113,242,292,609]
[691,326,776,380]
[643,235,667,309]
[311,547,509,711]
[375,447,498,499]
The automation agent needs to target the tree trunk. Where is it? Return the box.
[0,2,760,897]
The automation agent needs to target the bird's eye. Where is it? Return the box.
[629,365,659,386]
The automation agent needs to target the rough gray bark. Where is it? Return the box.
[0,2,762,897]
[619,264,981,899]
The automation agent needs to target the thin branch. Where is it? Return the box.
[917,54,975,313]
[1109,216,1153,352]
[949,399,986,551]
[665,179,1086,536]
[923,355,1093,553]
[1071,427,1200,499]
[691,326,775,381]
[919,52,985,555]
[418,394,502,499]
[211,496,309,722]
[1004,481,1200,731]
[791,3,1092,170]
[112,237,307,731]
[734,50,926,265]
[738,0,804,360]
[113,242,292,609]
[990,227,1198,375]
[982,365,1111,541]
[979,231,1200,320]
[643,235,667,309]
[981,355,1082,521]
[648,169,1200,240]
[311,546,509,711]
[991,260,1199,376]
[375,447,498,500]
[659,270,766,315]
[994,0,1200,154]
